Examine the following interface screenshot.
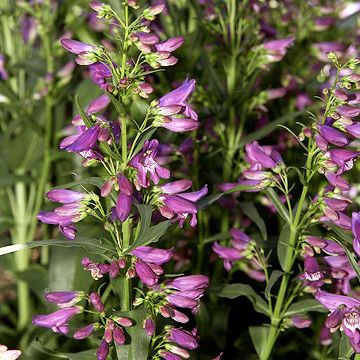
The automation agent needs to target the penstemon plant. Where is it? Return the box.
[218,54,360,359]
[16,1,209,359]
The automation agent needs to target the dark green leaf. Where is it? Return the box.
[284,299,326,316]
[99,142,122,161]
[338,333,354,360]
[264,270,283,300]
[125,220,171,252]
[75,94,93,128]
[336,240,360,283]
[129,128,157,160]
[218,283,269,316]
[115,308,150,360]
[53,177,104,190]
[249,326,269,358]
[326,223,353,244]
[0,237,115,256]
[64,350,97,360]
[239,202,267,240]
[203,232,230,244]
[277,224,291,271]
[264,188,290,223]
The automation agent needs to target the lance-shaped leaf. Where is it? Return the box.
[277,224,291,271]
[249,326,270,358]
[284,299,326,316]
[218,283,269,316]
[265,188,290,223]
[75,94,93,128]
[239,202,267,240]
[264,270,283,300]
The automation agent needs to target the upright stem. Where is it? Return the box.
[13,180,31,330]
[260,144,315,360]
[121,219,132,312]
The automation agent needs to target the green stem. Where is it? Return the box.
[260,144,315,360]
[121,219,131,311]
[13,180,31,330]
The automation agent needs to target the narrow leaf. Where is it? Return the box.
[218,283,269,316]
[264,270,283,300]
[249,326,269,358]
[239,202,267,240]
[0,237,115,256]
[336,240,360,283]
[75,94,93,128]
[326,223,353,244]
[265,188,290,223]
[129,128,157,160]
[284,299,326,316]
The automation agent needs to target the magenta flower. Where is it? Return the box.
[130,139,170,189]
[90,293,105,313]
[153,79,199,132]
[317,125,349,147]
[155,37,184,53]
[0,54,8,80]
[290,316,312,329]
[96,340,109,360]
[131,246,173,265]
[74,323,96,340]
[45,291,84,307]
[143,318,156,336]
[156,180,207,227]
[32,306,81,334]
[61,38,98,65]
[303,256,324,281]
[245,141,283,169]
[306,236,345,256]
[212,242,242,271]
[315,290,360,352]
[352,212,360,256]
[134,259,163,287]
[263,36,295,62]
[82,257,110,280]
[115,175,133,222]
[46,189,85,203]
[167,328,198,350]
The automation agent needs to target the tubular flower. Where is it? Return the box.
[37,190,97,240]
[156,180,208,227]
[130,139,170,189]
[32,306,82,334]
[115,174,133,222]
[262,36,295,63]
[315,290,360,353]
[152,79,199,132]
[352,212,360,256]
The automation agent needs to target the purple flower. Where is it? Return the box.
[263,36,295,62]
[131,246,173,265]
[134,260,160,287]
[337,105,360,118]
[166,275,209,291]
[61,38,98,65]
[86,94,110,114]
[82,257,109,280]
[155,37,184,52]
[167,328,198,350]
[245,141,283,169]
[45,291,84,307]
[212,242,242,271]
[90,293,105,313]
[158,181,208,227]
[46,189,85,203]
[130,140,170,189]
[315,290,360,352]
[143,318,156,336]
[115,175,133,222]
[317,125,349,147]
[32,306,81,334]
[66,125,101,153]
[290,316,312,329]
[303,257,324,281]
[0,54,8,80]
[352,212,360,256]
[113,326,125,345]
[96,340,109,360]
[74,324,96,340]
[306,236,345,256]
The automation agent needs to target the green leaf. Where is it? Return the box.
[264,270,283,300]
[336,240,360,283]
[115,308,150,360]
[134,204,153,243]
[129,128,157,160]
[239,202,267,240]
[264,188,290,223]
[99,142,122,161]
[203,232,230,244]
[0,237,115,256]
[75,94,93,128]
[126,220,171,252]
[64,350,97,360]
[53,177,104,190]
[217,283,269,316]
[326,223,353,244]
[284,299,326,317]
[197,184,256,209]
[249,326,269,358]
[277,224,291,271]
[338,333,354,360]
